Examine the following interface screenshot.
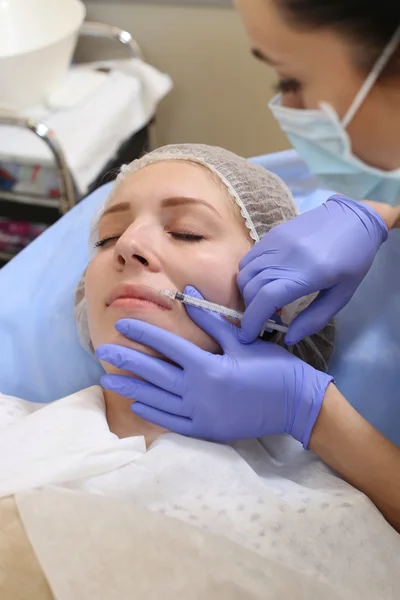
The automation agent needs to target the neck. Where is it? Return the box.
[104,388,168,447]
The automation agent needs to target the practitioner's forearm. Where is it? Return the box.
[309,384,400,532]
[363,201,400,229]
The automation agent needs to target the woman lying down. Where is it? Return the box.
[0,145,399,598]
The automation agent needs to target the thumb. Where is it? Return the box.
[183,286,240,351]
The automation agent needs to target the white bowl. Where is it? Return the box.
[0,0,86,111]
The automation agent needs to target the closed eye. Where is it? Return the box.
[170,232,204,242]
[95,235,120,248]
[95,232,205,248]
[274,78,301,94]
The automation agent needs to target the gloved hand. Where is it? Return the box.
[237,195,388,345]
[96,286,333,447]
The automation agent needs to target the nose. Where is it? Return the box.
[113,222,161,272]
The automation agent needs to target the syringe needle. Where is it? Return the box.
[156,288,288,334]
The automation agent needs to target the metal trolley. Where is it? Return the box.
[0,22,147,264]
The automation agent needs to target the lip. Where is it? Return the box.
[106,283,174,311]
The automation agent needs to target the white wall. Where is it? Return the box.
[82,2,289,157]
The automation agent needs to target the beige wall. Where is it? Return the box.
[82,2,289,157]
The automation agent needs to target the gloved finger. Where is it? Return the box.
[240,267,285,307]
[237,253,277,293]
[101,375,190,416]
[285,285,353,345]
[183,285,240,352]
[132,402,193,435]
[239,278,307,343]
[238,239,275,272]
[96,345,183,394]
[115,319,204,368]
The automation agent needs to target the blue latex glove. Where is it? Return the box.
[237,194,388,345]
[96,286,333,447]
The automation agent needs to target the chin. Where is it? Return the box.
[92,311,220,362]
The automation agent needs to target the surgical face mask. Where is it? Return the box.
[269,26,400,207]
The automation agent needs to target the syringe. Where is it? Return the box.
[158,289,288,335]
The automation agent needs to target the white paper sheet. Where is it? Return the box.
[17,487,343,600]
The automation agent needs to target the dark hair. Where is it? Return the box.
[276,1,400,76]
[268,320,335,373]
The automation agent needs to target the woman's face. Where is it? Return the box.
[85,160,252,365]
[235,0,400,170]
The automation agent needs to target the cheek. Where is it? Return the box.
[195,268,242,310]
[178,258,243,355]
[163,247,245,355]
[175,245,247,338]
[84,264,98,321]
[84,257,110,348]
[85,255,104,301]
[181,246,247,310]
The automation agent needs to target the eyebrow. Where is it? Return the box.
[101,201,130,218]
[251,48,278,66]
[162,196,220,215]
[101,196,220,219]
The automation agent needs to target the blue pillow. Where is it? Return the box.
[0,183,112,402]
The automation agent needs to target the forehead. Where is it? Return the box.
[236,0,296,53]
[108,160,228,208]
[236,0,352,69]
